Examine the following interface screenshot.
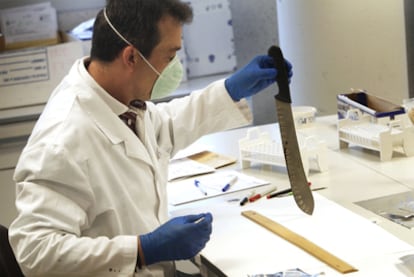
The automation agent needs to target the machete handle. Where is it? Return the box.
[268,45,291,103]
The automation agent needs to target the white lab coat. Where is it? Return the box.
[9,58,252,277]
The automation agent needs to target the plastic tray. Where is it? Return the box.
[238,127,328,177]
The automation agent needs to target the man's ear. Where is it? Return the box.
[122,45,137,67]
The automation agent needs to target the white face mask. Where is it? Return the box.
[103,8,183,100]
[150,55,183,100]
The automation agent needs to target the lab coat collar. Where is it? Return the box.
[73,58,153,166]
[77,57,128,116]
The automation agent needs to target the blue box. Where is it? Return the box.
[337,91,405,120]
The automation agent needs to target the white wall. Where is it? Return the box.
[277,0,409,115]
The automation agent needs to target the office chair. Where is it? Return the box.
[0,224,24,277]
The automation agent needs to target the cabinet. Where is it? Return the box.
[0,141,25,226]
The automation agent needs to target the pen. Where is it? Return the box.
[267,186,327,199]
[266,188,292,199]
[240,190,255,206]
[194,180,207,196]
[222,176,238,192]
[194,217,205,224]
[312,186,327,192]
[248,186,277,203]
[267,182,311,199]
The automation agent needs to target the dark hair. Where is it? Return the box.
[90,0,193,62]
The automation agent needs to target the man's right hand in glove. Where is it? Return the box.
[139,213,213,266]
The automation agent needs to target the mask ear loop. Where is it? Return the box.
[103,7,161,76]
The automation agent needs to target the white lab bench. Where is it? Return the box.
[169,115,414,276]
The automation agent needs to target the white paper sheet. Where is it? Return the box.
[167,170,270,205]
[168,157,215,181]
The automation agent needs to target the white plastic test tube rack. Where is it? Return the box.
[238,127,328,177]
[338,109,414,161]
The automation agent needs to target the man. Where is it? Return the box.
[9,0,291,276]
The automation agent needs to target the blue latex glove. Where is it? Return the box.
[225,55,293,101]
[140,213,213,265]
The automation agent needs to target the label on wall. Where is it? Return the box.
[0,49,50,87]
[0,40,84,110]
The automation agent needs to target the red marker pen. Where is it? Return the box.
[248,194,261,202]
[248,186,277,203]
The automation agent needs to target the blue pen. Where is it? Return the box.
[240,190,255,206]
[222,176,238,192]
[194,180,208,196]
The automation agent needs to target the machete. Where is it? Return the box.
[268,45,314,215]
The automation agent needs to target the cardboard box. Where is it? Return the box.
[4,34,60,51]
[0,2,59,51]
[337,91,405,120]
[183,0,237,78]
[0,38,86,110]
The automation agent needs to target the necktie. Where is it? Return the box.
[119,111,137,135]
[119,99,147,135]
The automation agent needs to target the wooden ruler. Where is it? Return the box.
[242,210,358,274]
